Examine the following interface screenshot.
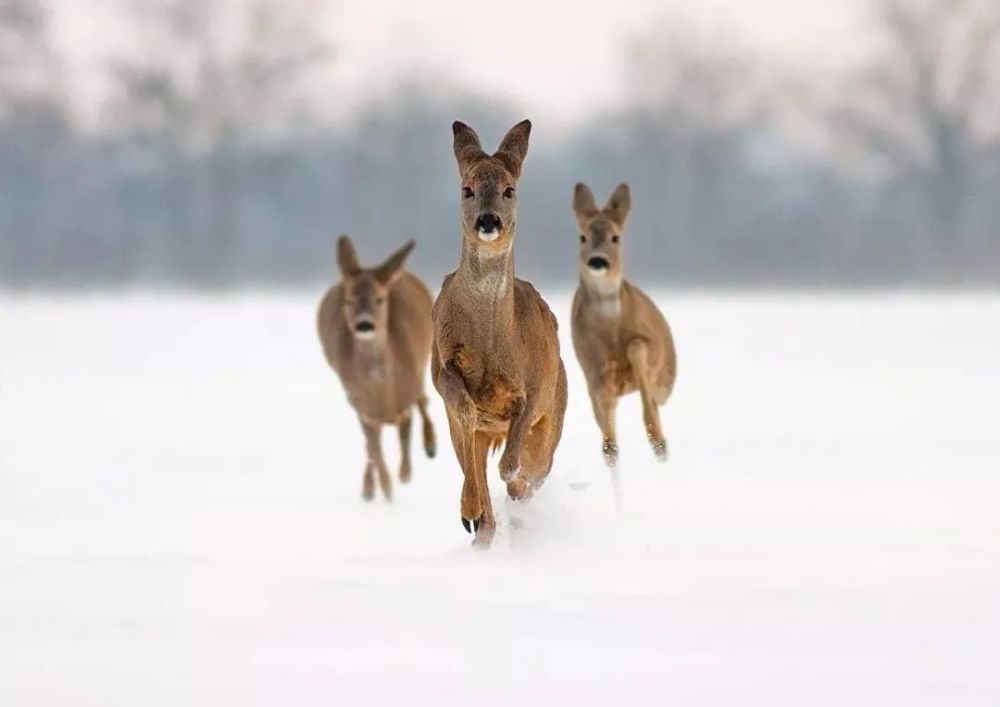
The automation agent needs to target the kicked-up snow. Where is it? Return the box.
[0,291,998,706]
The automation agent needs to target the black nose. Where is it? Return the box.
[587,256,610,271]
[475,213,502,233]
[355,321,375,333]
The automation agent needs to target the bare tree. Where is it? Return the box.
[828,0,1000,260]
[617,29,776,273]
[106,0,333,280]
[0,0,70,283]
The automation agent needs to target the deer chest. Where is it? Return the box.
[451,345,522,420]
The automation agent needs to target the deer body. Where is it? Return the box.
[317,237,436,501]
[570,183,676,469]
[432,120,567,547]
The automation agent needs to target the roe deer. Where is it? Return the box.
[432,119,568,547]
[317,236,436,501]
[570,182,676,473]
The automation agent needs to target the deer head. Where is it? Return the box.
[452,119,532,255]
[573,182,631,285]
[336,235,415,341]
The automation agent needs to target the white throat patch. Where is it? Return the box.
[586,277,622,317]
[594,297,621,317]
[476,270,507,298]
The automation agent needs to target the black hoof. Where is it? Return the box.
[462,517,472,534]
[426,445,436,459]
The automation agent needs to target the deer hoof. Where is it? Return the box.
[461,517,481,534]
[471,522,495,549]
[602,440,619,469]
[425,443,436,459]
[499,457,520,483]
[651,438,668,462]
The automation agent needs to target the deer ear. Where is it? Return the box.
[453,121,486,178]
[605,183,632,227]
[495,119,531,179]
[337,235,361,278]
[374,239,415,287]
[573,182,599,229]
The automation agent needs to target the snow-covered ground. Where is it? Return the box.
[1,291,998,706]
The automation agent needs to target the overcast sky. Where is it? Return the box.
[54,0,868,129]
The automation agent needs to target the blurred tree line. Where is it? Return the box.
[1,0,998,288]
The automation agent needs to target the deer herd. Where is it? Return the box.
[317,119,677,548]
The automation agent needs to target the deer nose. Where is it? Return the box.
[587,255,610,273]
[475,213,502,241]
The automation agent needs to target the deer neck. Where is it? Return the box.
[581,272,623,318]
[457,238,516,328]
[352,334,391,381]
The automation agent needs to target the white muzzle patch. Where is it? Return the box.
[586,255,611,275]
[353,320,377,341]
[477,228,500,242]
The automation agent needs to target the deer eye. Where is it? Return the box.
[612,235,620,244]
[462,186,474,199]
[503,187,515,199]
[579,234,586,244]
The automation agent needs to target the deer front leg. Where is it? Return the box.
[433,358,476,426]
[471,430,496,548]
[626,339,667,462]
[588,386,619,469]
[438,362,482,535]
[498,392,536,499]
[397,410,413,483]
[361,417,393,500]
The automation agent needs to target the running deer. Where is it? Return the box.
[317,236,436,501]
[432,119,568,547]
[571,182,677,472]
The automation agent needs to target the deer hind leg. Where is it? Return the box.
[626,338,667,462]
[361,418,393,501]
[361,461,375,501]
[416,395,436,458]
[398,411,413,483]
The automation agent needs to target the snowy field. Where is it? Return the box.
[1,290,998,706]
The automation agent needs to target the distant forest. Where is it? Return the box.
[1,0,999,288]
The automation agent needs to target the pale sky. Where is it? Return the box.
[54,0,868,130]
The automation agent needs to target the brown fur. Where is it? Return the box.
[570,182,677,471]
[432,119,568,547]
[317,236,436,501]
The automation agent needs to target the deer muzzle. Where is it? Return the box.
[475,213,502,242]
[587,255,611,274]
[353,319,377,340]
